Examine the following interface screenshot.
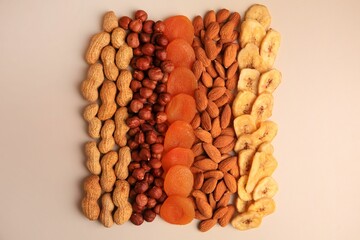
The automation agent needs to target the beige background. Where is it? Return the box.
[0,0,359,239]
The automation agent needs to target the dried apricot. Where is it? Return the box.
[166,39,195,69]
[160,195,195,225]
[164,120,195,152]
[165,93,197,124]
[162,147,195,172]
[164,15,194,44]
[167,67,198,96]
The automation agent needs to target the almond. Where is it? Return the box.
[223,172,237,193]
[203,143,222,163]
[192,189,207,201]
[223,43,238,68]
[194,158,218,171]
[195,155,206,161]
[213,135,234,148]
[218,205,235,227]
[214,60,226,79]
[201,111,212,131]
[195,210,208,220]
[228,12,241,26]
[229,163,240,179]
[225,89,234,103]
[214,94,229,108]
[208,193,216,209]
[221,127,235,137]
[192,60,204,80]
[214,180,227,201]
[204,10,216,28]
[199,218,217,232]
[206,100,220,118]
[216,191,231,208]
[213,77,225,87]
[198,81,208,94]
[194,128,213,143]
[191,113,201,129]
[210,117,222,138]
[192,37,203,48]
[220,21,235,41]
[218,156,237,172]
[226,71,238,91]
[196,198,213,218]
[219,139,235,154]
[191,142,204,156]
[193,15,204,36]
[193,171,204,189]
[195,89,208,112]
[204,39,222,60]
[216,9,230,23]
[203,170,224,180]
[205,22,220,40]
[226,61,239,79]
[195,47,211,67]
[190,166,203,174]
[201,177,217,194]
[213,206,228,219]
[220,104,231,129]
[201,71,213,88]
[208,86,226,101]
[206,62,218,78]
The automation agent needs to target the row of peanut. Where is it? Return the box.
[189,9,241,232]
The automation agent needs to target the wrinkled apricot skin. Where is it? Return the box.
[166,39,195,69]
[162,148,195,172]
[164,15,194,44]
[160,195,195,225]
[167,67,198,96]
[163,120,196,152]
[165,93,197,124]
[164,165,194,197]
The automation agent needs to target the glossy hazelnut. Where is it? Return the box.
[148,67,164,81]
[130,80,142,92]
[129,19,143,33]
[153,21,165,33]
[130,99,144,113]
[136,57,151,71]
[130,213,144,225]
[156,34,169,46]
[146,198,157,208]
[153,204,161,214]
[132,167,145,180]
[127,32,140,48]
[119,16,131,29]
[142,79,156,89]
[145,131,157,144]
[134,180,149,194]
[139,87,153,98]
[147,186,163,199]
[135,10,148,22]
[139,147,151,160]
[142,43,155,56]
[138,108,152,120]
[151,167,164,177]
[139,32,151,43]
[135,193,148,207]
[149,158,162,169]
[154,177,164,187]
[134,131,145,144]
[133,70,144,80]
[143,20,154,33]
[155,49,167,61]
[160,60,175,73]
[143,209,156,222]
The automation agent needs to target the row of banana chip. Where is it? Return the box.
[230,4,282,230]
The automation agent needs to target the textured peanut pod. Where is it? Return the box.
[114,107,129,147]
[113,180,132,225]
[102,11,118,33]
[98,119,116,154]
[85,141,101,175]
[100,151,118,192]
[85,32,110,64]
[116,70,133,107]
[83,103,99,122]
[98,80,117,121]
[100,193,115,227]
[88,117,102,139]
[81,63,104,102]
[111,27,126,49]
[114,146,131,180]
[81,175,102,220]
[101,46,119,81]
[115,43,133,69]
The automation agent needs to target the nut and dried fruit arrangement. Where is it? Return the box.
[230,4,281,230]
[80,4,281,231]
[189,9,241,232]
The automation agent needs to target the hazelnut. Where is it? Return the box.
[139,32,151,43]
[128,162,141,172]
[144,172,154,184]
[158,93,171,105]
[145,131,157,144]
[156,123,168,133]
[155,83,167,93]
[132,93,146,103]
[119,16,131,29]
[152,153,162,159]
[156,135,164,144]
[134,131,145,144]
[146,198,157,208]
[148,92,158,104]
[136,57,151,71]
[153,104,165,112]
[153,204,161,214]
[149,158,162,169]
[126,116,141,128]
[135,193,148,207]
[131,151,141,162]
[139,87,153,98]
[134,180,149,193]
[148,67,164,81]
[130,213,144,225]
[127,176,137,186]
[128,127,140,137]
[129,19,143,33]
[143,20,154,33]
[140,123,153,132]
[130,80,142,92]
[147,186,163,199]
[127,32,140,48]
[155,49,167,61]
[154,177,164,187]
[132,167,145,180]
[142,79,156,90]
[143,209,156,222]
[139,147,151,160]
[155,112,167,124]
[132,202,145,213]
[141,43,155,56]
[133,70,144,80]
[160,60,175,73]
[133,47,143,56]
[153,21,165,33]
[138,108,152,120]
[130,99,144,113]
[128,139,139,150]
[161,72,169,83]
[129,189,137,198]
[156,34,169,46]
[152,167,164,177]
[141,161,152,172]
[158,191,167,203]
[151,143,164,154]
[135,10,148,22]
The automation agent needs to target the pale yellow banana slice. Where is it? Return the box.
[257,141,274,154]
[238,68,261,94]
[234,134,260,153]
[258,69,282,94]
[238,149,256,176]
[235,197,248,213]
[253,176,278,200]
[248,198,276,217]
[260,29,281,70]
[251,93,274,123]
[240,19,266,48]
[237,43,263,71]
[246,152,278,193]
[233,114,257,137]
[231,211,262,230]
[245,4,272,30]
[232,91,257,117]
[237,175,253,201]
[252,121,278,143]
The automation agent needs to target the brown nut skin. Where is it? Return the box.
[160,60,175,73]
[143,209,156,222]
[136,57,151,71]
[151,167,164,177]
[119,16,131,29]
[148,67,164,81]
[154,177,164,187]
[132,202,145,213]
[132,168,145,180]
[138,108,152,120]
[141,43,155,56]
[153,21,165,33]
[130,80,142,92]
[133,70,144,80]
[157,93,171,105]
[139,87,153,99]
[155,84,167,93]
[139,32,151,43]
[134,180,149,193]
[146,198,157,208]
[135,193,148,207]
[129,99,144,113]
[139,147,151,160]
[127,32,140,48]
[155,49,167,61]
[135,10,148,22]
[149,158,162,169]
[129,19,143,33]
[156,34,169,46]
[145,131,157,144]
[147,186,163,199]
[151,143,164,154]
[130,213,144,225]
[143,20,154,33]
[144,172,154,184]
